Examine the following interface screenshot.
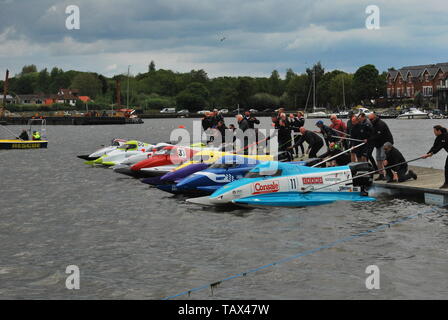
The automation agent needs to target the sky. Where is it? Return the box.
[1,0,448,78]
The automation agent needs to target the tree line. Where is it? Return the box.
[0,61,387,112]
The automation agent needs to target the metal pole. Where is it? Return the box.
[127,65,130,108]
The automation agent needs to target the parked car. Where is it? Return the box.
[177,109,190,115]
[249,109,258,114]
[160,108,176,114]
[197,110,210,115]
[219,109,229,114]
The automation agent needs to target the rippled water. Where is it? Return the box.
[1,118,448,299]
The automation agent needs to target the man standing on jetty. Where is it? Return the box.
[422,125,448,189]
[366,113,394,181]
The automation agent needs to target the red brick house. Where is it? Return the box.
[386,63,448,109]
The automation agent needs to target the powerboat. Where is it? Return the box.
[114,145,199,178]
[156,155,263,195]
[78,139,127,161]
[397,108,430,120]
[1,119,49,150]
[187,161,375,208]
[110,143,172,168]
[156,156,322,196]
[92,140,153,166]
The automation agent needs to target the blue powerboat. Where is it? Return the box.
[186,161,376,207]
[156,156,322,196]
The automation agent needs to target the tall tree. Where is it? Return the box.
[37,68,50,94]
[353,64,380,103]
[21,64,37,75]
[70,73,102,98]
[149,60,156,73]
[268,70,283,96]
[236,78,254,108]
[306,62,325,85]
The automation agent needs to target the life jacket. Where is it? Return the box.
[32,132,41,140]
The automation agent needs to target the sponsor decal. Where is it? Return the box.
[252,180,280,195]
[302,177,323,185]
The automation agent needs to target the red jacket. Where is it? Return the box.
[330,119,347,136]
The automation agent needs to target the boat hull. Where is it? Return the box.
[397,114,430,120]
[0,140,48,149]
[232,192,375,208]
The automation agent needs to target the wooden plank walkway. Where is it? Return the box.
[373,165,448,195]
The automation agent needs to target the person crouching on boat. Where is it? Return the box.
[422,125,448,188]
[32,131,41,141]
[19,129,29,140]
[383,142,417,183]
[318,142,350,167]
[289,127,324,158]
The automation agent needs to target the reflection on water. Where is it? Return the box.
[0,118,447,299]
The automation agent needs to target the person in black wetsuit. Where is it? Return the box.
[358,113,378,171]
[18,129,29,140]
[422,125,448,188]
[243,110,260,129]
[277,119,292,153]
[290,112,305,156]
[318,142,351,166]
[384,142,417,183]
[350,115,372,162]
[289,127,324,158]
[367,113,394,181]
[315,120,337,150]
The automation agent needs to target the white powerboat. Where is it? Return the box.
[397,108,430,120]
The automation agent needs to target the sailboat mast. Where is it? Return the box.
[126,65,130,109]
[1,70,9,117]
[342,75,346,109]
[313,66,316,112]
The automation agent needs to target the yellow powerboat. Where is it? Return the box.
[173,150,273,171]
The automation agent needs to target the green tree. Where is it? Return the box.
[37,68,50,94]
[249,92,280,109]
[306,62,325,86]
[268,70,283,96]
[286,74,309,109]
[21,64,37,75]
[70,73,102,98]
[176,82,209,111]
[236,78,254,108]
[149,60,156,73]
[353,64,380,103]
[329,73,354,108]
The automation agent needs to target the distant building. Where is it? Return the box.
[386,62,448,109]
[15,94,45,105]
[55,88,79,106]
[0,94,14,105]
[78,96,91,103]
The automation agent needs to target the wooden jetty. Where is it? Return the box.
[373,165,448,205]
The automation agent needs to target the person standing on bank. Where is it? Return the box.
[290,112,305,156]
[422,125,448,188]
[366,113,394,181]
[243,110,260,129]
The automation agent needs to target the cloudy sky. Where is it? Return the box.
[1,0,448,78]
